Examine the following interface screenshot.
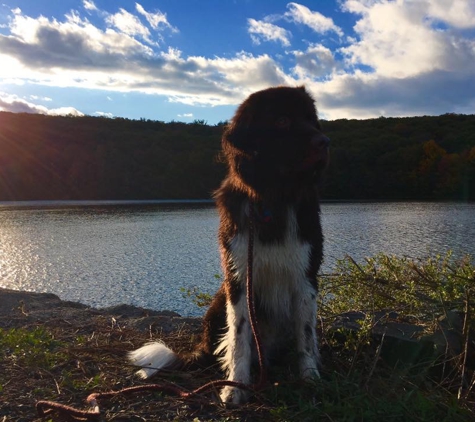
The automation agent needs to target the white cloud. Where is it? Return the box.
[95,111,113,117]
[285,2,343,36]
[308,68,475,120]
[0,92,83,116]
[303,0,475,119]
[0,4,294,107]
[177,113,193,118]
[292,44,336,78]
[247,18,291,47]
[105,8,153,44]
[160,51,294,105]
[0,92,48,113]
[340,0,475,78]
[83,1,98,12]
[426,0,475,29]
[0,1,474,121]
[48,106,84,116]
[5,9,153,63]
[135,3,178,33]
[30,95,52,102]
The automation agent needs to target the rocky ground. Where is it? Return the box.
[0,288,217,421]
[0,288,202,337]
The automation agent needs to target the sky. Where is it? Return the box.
[0,0,474,124]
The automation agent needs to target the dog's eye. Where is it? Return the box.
[275,116,290,128]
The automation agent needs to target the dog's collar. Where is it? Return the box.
[247,202,273,224]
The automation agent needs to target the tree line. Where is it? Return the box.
[0,111,474,201]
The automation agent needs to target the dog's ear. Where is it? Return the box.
[223,103,258,153]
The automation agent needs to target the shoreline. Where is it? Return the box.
[0,287,202,335]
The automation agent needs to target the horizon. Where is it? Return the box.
[2,107,473,125]
[1,1,474,125]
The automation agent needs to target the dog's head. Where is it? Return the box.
[222,86,329,197]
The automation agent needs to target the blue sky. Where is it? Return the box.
[0,0,474,124]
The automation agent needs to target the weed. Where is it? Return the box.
[180,286,214,308]
[0,326,65,368]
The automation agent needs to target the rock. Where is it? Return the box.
[0,288,88,316]
[331,310,425,341]
[0,287,199,335]
[422,310,464,356]
[329,309,475,373]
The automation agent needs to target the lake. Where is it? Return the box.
[1,201,474,316]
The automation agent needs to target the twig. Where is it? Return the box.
[465,370,475,400]
[365,327,387,387]
[458,288,471,400]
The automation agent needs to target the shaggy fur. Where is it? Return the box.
[129,86,329,404]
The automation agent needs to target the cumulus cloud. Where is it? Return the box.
[344,2,474,73]
[247,18,291,47]
[48,106,85,116]
[307,0,475,119]
[105,8,153,43]
[0,4,296,107]
[292,44,337,78]
[95,111,114,117]
[310,69,475,120]
[250,3,342,45]
[339,0,472,78]
[30,95,52,102]
[135,3,177,33]
[426,0,475,29]
[0,1,474,120]
[0,92,84,116]
[0,6,292,107]
[284,2,343,36]
[2,9,153,73]
[83,1,98,12]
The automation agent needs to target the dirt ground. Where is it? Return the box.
[0,288,268,421]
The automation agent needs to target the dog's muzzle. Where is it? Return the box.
[299,133,330,171]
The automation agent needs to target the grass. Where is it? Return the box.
[0,252,474,421]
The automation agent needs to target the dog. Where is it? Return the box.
[129,86,329,404]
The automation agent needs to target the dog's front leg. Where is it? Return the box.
[215,294,252,404]
[294,284,320,379]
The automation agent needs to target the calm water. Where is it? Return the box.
[1,201,474,316]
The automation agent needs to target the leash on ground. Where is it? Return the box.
[36,203,266,421]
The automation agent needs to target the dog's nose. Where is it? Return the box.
[311,133,330,149]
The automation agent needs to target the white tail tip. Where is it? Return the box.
[128,341,177,379]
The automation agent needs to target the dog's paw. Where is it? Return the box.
[300,366,320,381]
[219,385,250,405]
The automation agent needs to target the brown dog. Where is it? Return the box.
[129,86,329,404]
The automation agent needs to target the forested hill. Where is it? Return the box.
[0,111,474,201]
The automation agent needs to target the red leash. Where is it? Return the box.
[36,202,266,420]
[36,380,256,420]
[246,201,267,388]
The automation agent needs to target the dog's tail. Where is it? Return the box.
[128,341,212,378]
[128,341,183,378]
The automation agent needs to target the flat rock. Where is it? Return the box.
[0,287,201,334]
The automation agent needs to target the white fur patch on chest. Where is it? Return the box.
[228,208,311,318]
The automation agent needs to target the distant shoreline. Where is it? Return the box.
[0,199,215,209]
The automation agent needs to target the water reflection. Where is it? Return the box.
[321,202,475,269]
[1,201,474,316]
